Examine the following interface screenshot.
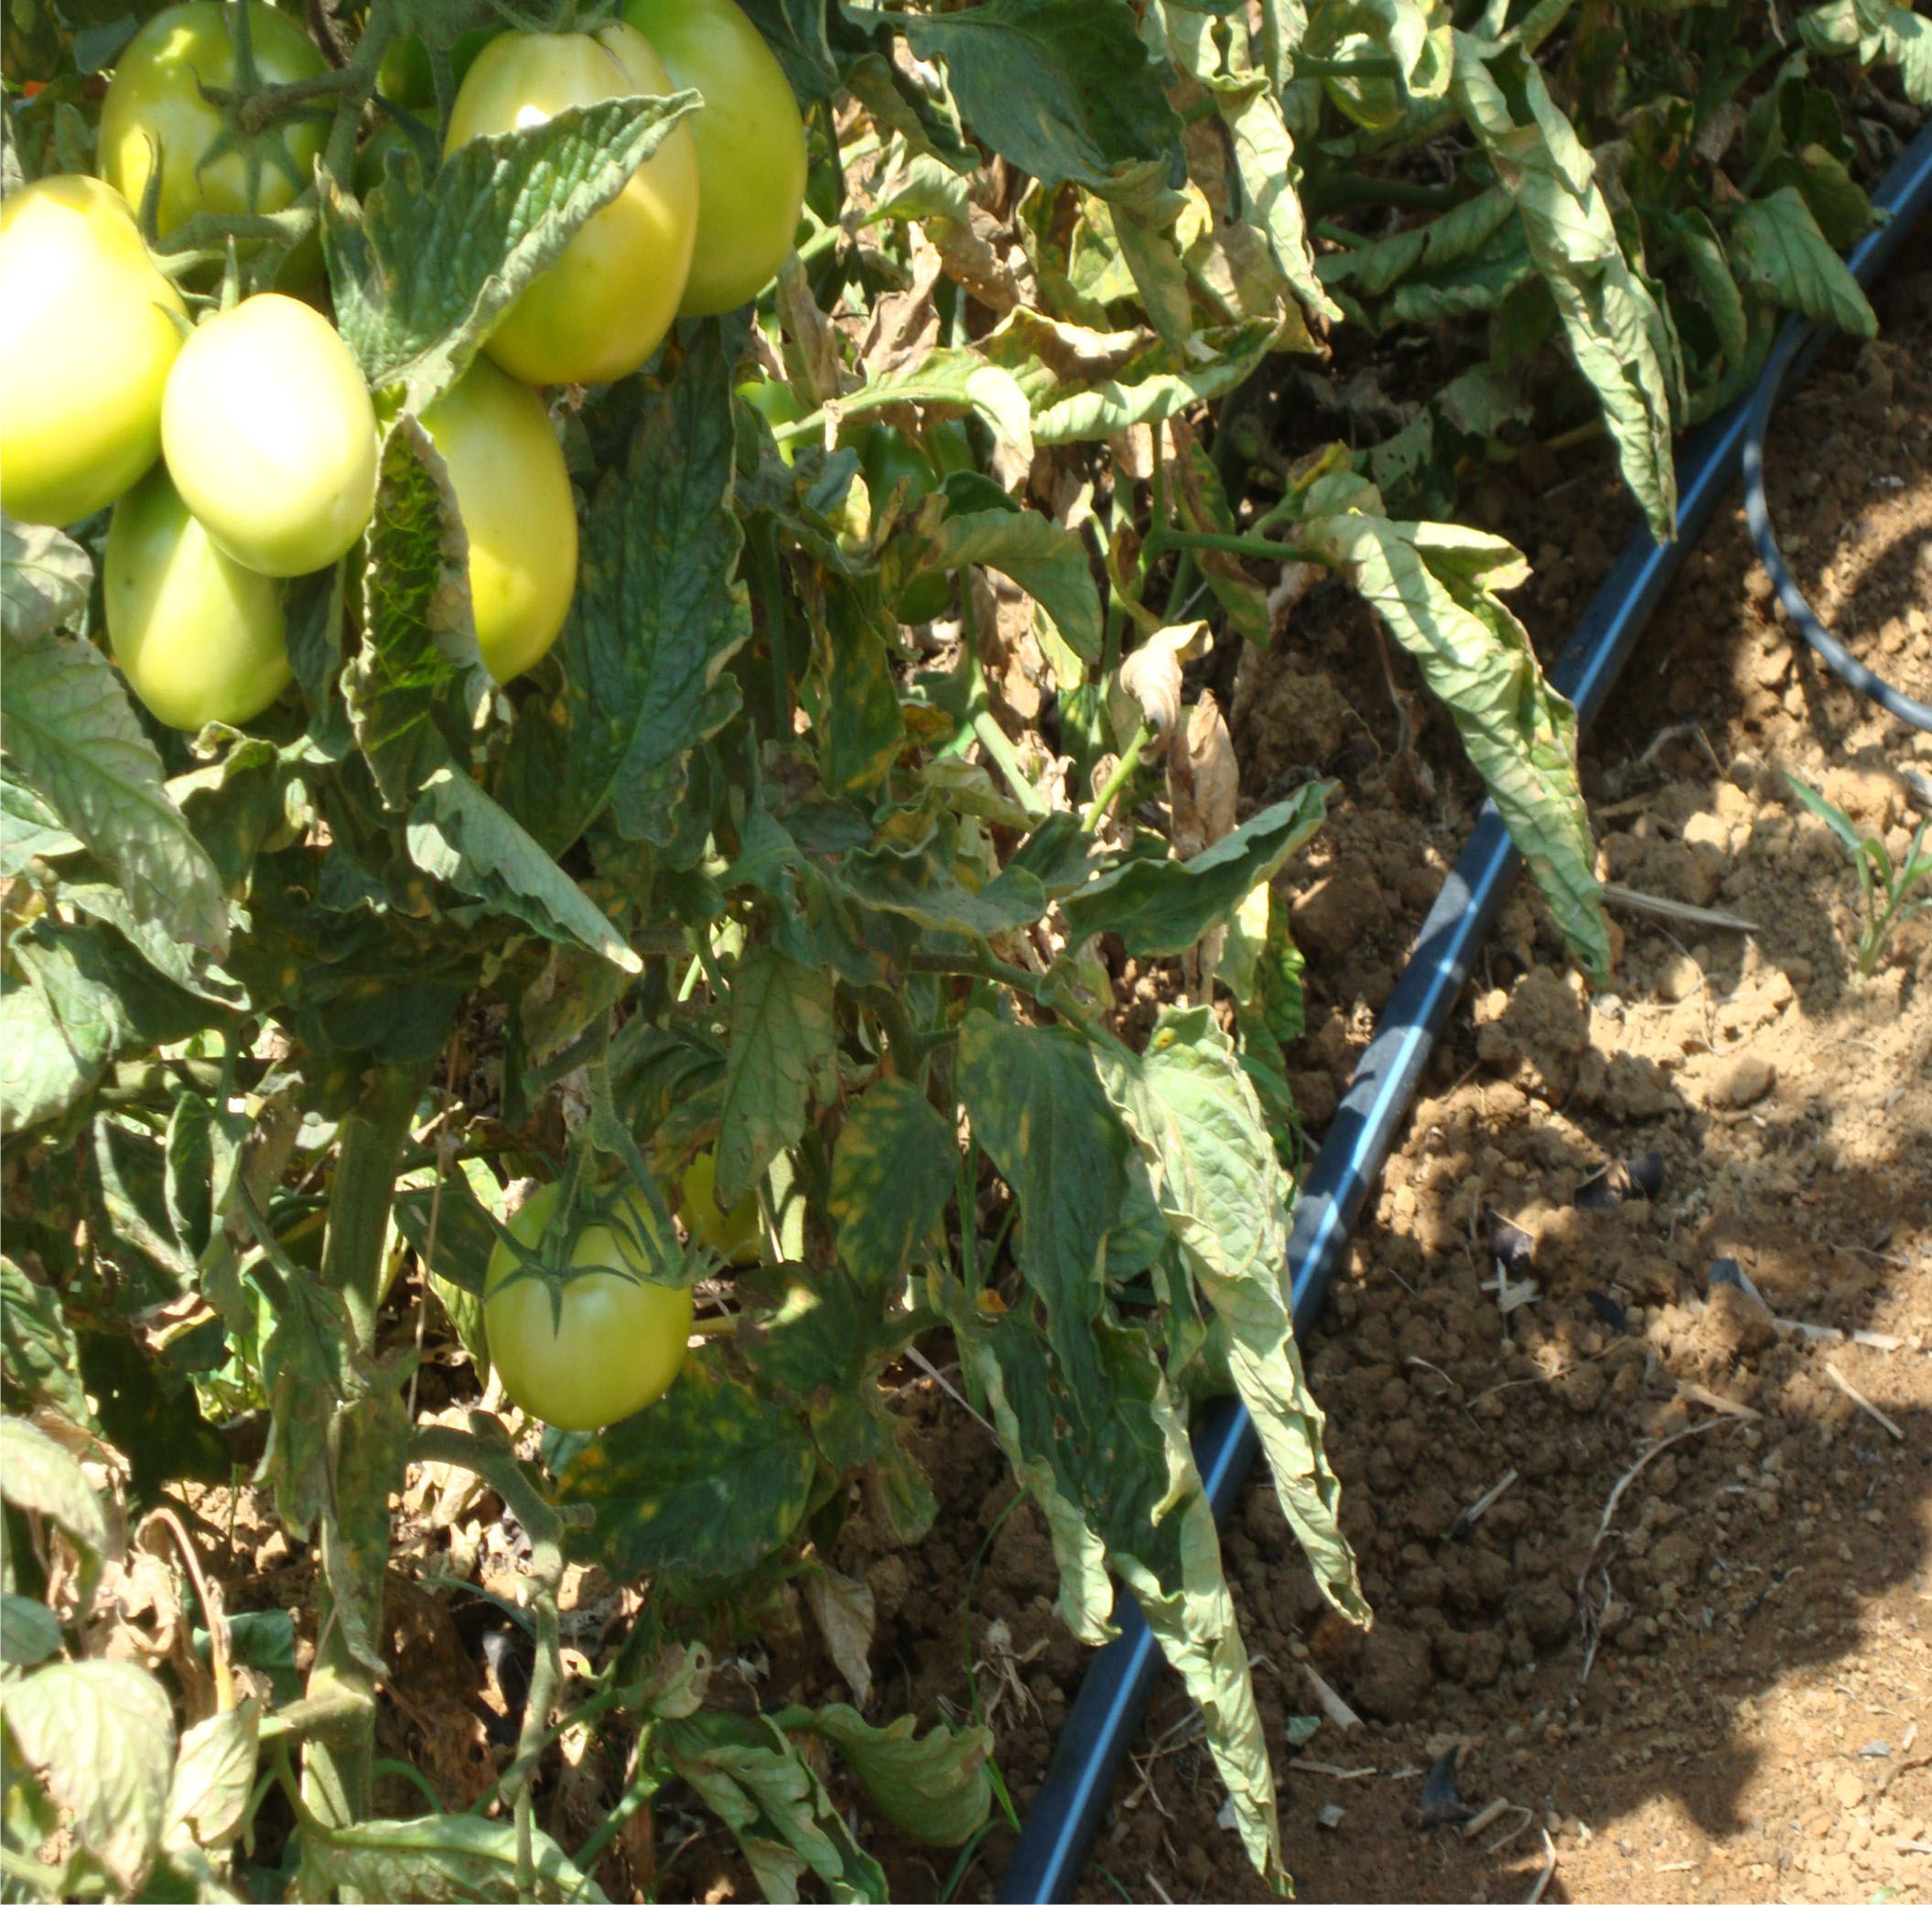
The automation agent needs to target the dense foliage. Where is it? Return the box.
[1,0,1921,1897]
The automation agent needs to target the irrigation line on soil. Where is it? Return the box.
[998,117,1932,1905]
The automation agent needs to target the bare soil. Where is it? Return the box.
[867,268,1932,1904]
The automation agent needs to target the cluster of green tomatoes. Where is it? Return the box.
[1,0,807,732]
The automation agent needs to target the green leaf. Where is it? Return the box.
[345,417,490,813]
[1302,497,1611,979]
[783,1706,993,1847]
[660,1709,887,1904]
[1729,185,1876,337]
[901,0,1181,191]
[0,770,82,873]
[837,822,1052,944]
[558,1357,815,1579]
[2,514,92,641]
[1452,36,1678,540]
[1,1254,92,1424]
[321,93,701,409]
[716,947,836,1208]
[827,1078,958,1291]
[0,1593,63,1668]
[1797,0,1932,102]
[405,768,640,973]
[1060,784,1329,957]
[1668,208,1748,368]
[164,1704,260,1856]
[916,507,1104,660]
[500,325,748,855]
[1,1660,174,1891]
[1,964,106,1136]
[300,1813,606,1903]
[0,631,228,955]
[1096,1007,1367,1624]
[0,1411,112,1572]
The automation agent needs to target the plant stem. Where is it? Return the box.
[1084,723,1153,834]
[1141,527,1322,569]
[320,1060,426,1352]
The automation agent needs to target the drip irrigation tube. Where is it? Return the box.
[999,117,1932,1905]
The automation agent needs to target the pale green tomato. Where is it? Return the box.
[484,1181,693,1431]
[419,358,577,683]
[105,465,291,731]
[100,4,328,241]
[161,293,377,577]
[678,1147,761,1265]
[621,0,807,316]
[446,25,699,387]
[0,176,187,526]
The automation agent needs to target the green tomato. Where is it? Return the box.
[621,0,806,317]
[420,357,578,683]
[484,1180,693,1431]
[104,464,291,731]
[100,4,327,242]
[447,26,699,387]
[678,1148,761,1265]
[161,293,378,577]
[737,376,804,463]
[0,176,187,527]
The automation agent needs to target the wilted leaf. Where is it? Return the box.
[301,1812,606,1902]
[716,947,836,1208]
[1169,694,1238,860]
[1729,185,1877,336]
[800,1563,876,1706]
[0,1414,111,1568]
[783,1706,993,1847]
[1116,621,1212,739]
[1,1253,92,1424]
[164,1702,260,1855]
[918,507,1104,661]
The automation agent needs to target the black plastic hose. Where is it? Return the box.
[1743,312,1932,733]
[998,116,1932,1905]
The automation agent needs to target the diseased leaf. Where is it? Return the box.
[558,1358,816,1580]
[661,1709,888,1904]
[0,1406,113,1569]
[783,1706,993,1847]
[1,963,109,1136]
[164,1703,260,1855]
[300,1812,606,1903]
[915,506,1103,660]
[321,93,701,408]
[1060,785,1329,957]
[817,583,906,799]
[2,515,92,641]
[1096,1007,1367,1624]
[0,631,227,954]
[1,1660,174,1891]
[828,1077,958,1291]
[1452,36,1678,539]
[1729,185,1876,336]
[500,326,748,854]
[716,947,836,1207]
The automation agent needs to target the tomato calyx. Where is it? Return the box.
[485,1168,689,1328]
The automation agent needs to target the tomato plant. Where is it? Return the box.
[160,291,378,576]
[0,176,186,527]
[99,3,328,247]
[621,0,808,316]
[2,0,1916,1895]
[484,1180,692,1431]
[103,463,290,730]
[445,25,699,388]
[419,355,578,683]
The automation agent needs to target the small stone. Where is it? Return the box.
[1514,1577,1576,1648]
[1713,1051,1775,1107]
[1559,1360,1607,1414]
[1657,952,1703,1002]
[1350,1622,1434,1721]
[1835,1770,1865,1809]
[1317,1803,1345,1830]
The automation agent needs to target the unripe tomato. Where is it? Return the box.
[446,26,699,387]
[484,1180,693,1431]
[621,0,806,317]
[100,4,328,242]
[420,358,578,683]
[104,465,291,731]
[678,1147,761,1265]
[0,176,187,527]
[161,294,378,577]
